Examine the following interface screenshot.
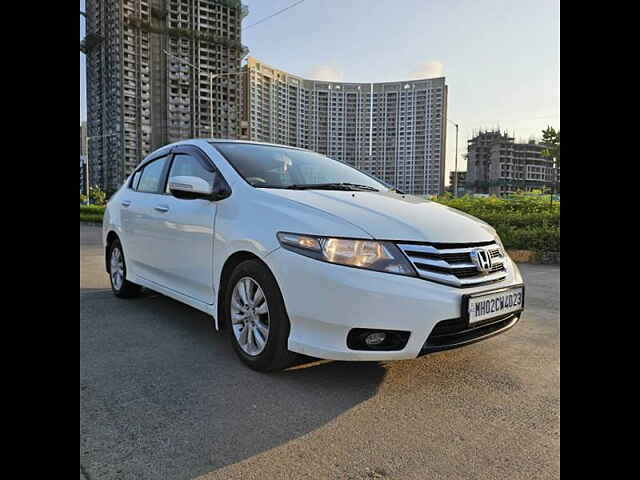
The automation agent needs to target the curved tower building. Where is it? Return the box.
[242,57,447,196]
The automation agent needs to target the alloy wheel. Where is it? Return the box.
[110,246,125,291]
[230,277,270,356]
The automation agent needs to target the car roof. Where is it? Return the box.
[136,139,312,170]
[207,139,310,152]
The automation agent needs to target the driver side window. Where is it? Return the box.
[137,156,169,194]
[166,154,216,193]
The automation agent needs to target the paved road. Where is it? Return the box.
[80,224,559,480]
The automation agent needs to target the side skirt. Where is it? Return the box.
[131,275,219,329]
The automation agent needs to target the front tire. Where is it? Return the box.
[108,238,142,299]
[225,259,296,372]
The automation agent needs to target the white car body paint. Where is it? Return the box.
[104,139,524,361]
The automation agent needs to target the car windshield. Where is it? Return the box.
[212,142,389,192]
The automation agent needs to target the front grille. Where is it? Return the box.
[397,242,508,288]
[429,311,514,337]
[429,317,467,336]
[420,313,520,355]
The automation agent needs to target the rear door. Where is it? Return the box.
[152,146,218,304]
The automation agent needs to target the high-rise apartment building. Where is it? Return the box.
[466,130,560,197]
[241,57,447,196]
[80,121,87,157]
[83,0,248,193]
[80,157,87,195]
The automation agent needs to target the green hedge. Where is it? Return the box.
[80,205,105,223]
[80,205,105,214]
[434,195,560,253]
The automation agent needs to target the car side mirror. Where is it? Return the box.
[169,176,214,200]
[168,175,232,201]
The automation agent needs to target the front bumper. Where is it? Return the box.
[419,312,521,356]
[264,247,524,361]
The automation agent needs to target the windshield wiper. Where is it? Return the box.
[285,183,379,192]
[253,184,289,189]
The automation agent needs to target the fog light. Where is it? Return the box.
[347,329,410,351]
[365,332,387,346]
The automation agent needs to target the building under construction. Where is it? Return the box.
[466,130,560,197]
[82,0,248,193]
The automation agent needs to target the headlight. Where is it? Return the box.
[277,232,416,276]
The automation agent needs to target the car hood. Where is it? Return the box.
[262,190,497,243]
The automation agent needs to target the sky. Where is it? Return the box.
[80,0,560,180]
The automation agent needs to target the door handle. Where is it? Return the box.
[154,205,169,213]
[121,200,131,207]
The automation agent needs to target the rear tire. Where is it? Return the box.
[225,259,296,372]
[108,238,142,299]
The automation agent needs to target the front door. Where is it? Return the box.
[153,148,217,304]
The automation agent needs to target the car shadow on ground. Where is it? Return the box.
[80,291,387,480]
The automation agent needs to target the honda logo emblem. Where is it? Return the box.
[470,247,493,274]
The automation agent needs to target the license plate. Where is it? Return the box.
[466,286,524,325]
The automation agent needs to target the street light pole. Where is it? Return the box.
[448,119,460,197]
[85,136,89,204]
[210,73,214,136]
[162,50,247,138]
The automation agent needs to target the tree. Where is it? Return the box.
[541,126,560,167]
[541,126,560,207]
[80,193,87,204]
[89,185,106,205]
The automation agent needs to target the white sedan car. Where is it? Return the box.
[103,139,524,371]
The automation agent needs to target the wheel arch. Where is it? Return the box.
[216,251,273,331]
